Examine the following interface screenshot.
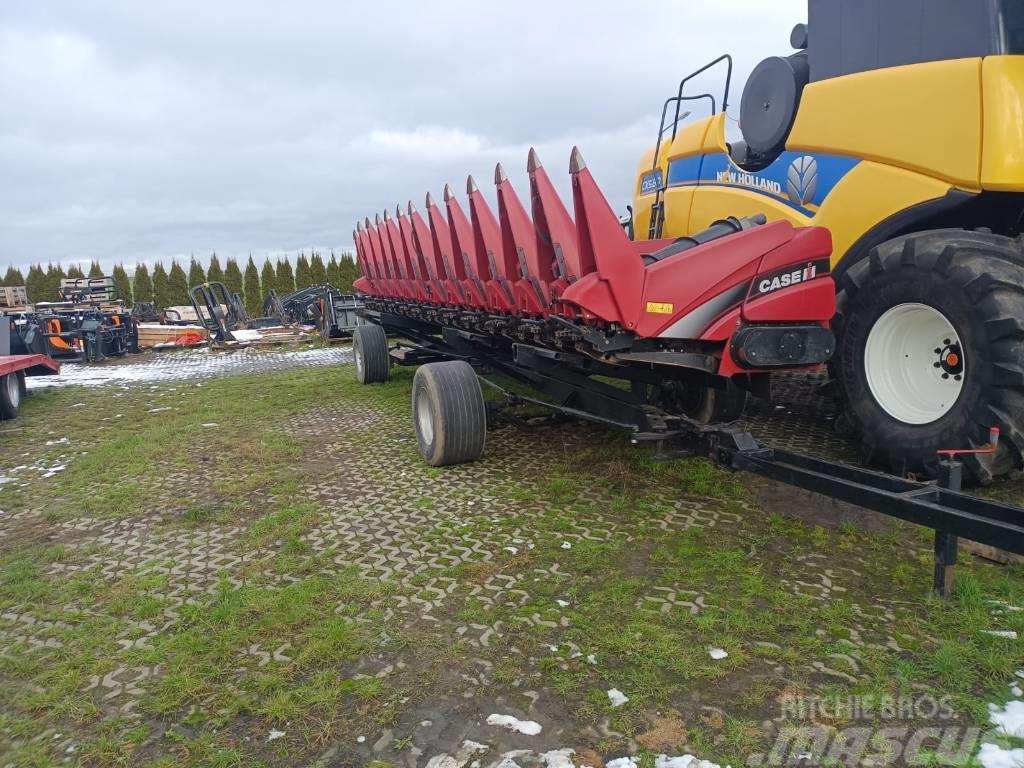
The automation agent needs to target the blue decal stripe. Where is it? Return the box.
[664,150,860,219]
[666,155,703,187]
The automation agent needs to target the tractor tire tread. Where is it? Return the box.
[833,230,1024,482]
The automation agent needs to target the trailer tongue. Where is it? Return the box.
[349,147,1024,594]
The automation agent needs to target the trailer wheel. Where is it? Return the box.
[412,361,487,466]
[0,371,24,420]
[833,230,1024,482]
[353,324,390,384]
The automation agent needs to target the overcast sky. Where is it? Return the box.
[1,0,804,273]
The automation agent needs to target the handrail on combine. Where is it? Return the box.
[650,53,733,172]
[645,55,733,241]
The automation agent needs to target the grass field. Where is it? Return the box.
[0,355,1022,767]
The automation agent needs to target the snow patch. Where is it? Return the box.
[990,699,1024,737]
[983,630,1019,639]
[708,647,728,660]
[45,437,68,445]
[486,714,542,735]
[977,742,1024,768]
[267,729,285,741]
[27,347,352,390]
[607,688,629,707]
[540,749,575,768]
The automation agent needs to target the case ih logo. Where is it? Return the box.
[754,258,831,297]
[640,169,663,194]
[786,155,819,205]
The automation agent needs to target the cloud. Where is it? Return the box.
[0,0,805,271]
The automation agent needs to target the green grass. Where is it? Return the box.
[0,358,1021,767]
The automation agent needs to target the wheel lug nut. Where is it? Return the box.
[933,362,941,368]
[943,338,951,345]
[954,374,962,381]
[934,348,942,354]
[942,373,950,379]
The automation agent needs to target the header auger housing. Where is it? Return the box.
[353,147,836,427]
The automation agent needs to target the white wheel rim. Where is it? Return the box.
[416,393,434,445]
[864,303,964,425]
[6,375,19,408]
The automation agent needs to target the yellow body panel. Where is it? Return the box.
[982,56,1024,190]
[699,113,727,154]
[671,115,717,159]
[688,161,953,269]
[631,56,1024,264]
[787,59,982,189]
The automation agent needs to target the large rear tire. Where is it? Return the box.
[833,230,1024,482]
[0,371,24,420]
[412,361,487,466]
[353,324,390,384]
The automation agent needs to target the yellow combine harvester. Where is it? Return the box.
[631,0,1024,482]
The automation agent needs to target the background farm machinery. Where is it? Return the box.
[186,281,364,345]
[4,277,138,362]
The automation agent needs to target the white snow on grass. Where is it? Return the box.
[27,346,352,390]
[609,755,726,768]
[990,699,1024,737]
[485,714,542,735]
[708,647,728,660]
[977,742,1024,768]
[424,747,722,768]
[44,437,68,445]
[540,749,575,768]
[607,688,629,707]
[983,630,1020,639]
[267,729,285,741]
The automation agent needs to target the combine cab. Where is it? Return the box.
[631,0,1024,482]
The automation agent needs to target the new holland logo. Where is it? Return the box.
[786,155,818,206]
[715,168,782,195]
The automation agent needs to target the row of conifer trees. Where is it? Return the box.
[0,252,359,316]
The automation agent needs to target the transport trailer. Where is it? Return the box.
[348,147,1024,595]
[0,319,59,421]
[354,306,1024,595]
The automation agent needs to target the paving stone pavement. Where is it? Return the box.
[0,360,983,765]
